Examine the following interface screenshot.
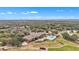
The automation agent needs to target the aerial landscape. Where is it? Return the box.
[0,7,79,51]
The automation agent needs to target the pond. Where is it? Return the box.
[47,35,56,40]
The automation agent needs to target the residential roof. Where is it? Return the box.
[23,32,47,40]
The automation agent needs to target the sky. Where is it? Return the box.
[0,7,79,20]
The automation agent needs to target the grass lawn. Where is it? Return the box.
[48,45,79,51]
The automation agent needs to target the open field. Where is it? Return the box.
[48,45,79,51]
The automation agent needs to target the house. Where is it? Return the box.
[23,32,47,42]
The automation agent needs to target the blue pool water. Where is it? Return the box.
[47,35,56,40]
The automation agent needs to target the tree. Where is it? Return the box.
[11,34,23,47]
[62,32,79,41]
[71,34,78,41]
[62,32,71,40]
[0,38,11,46]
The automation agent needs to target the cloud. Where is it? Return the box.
[0,12,16,15]
[7,12,17,14]
[21,11,38,14]
[0,11,38,15]
[30,11,38,14]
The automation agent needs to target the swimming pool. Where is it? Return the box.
[47,35,56,40]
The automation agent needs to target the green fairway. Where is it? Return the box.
[48,45,79,51]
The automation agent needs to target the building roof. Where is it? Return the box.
[23,32,47,41]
